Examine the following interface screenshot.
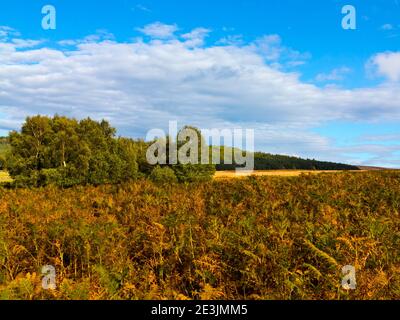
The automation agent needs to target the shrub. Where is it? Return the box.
[150,166,178,183]
[38,168,63,186]
[172,164,216,183]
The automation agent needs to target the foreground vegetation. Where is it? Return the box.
[0,171,398,300]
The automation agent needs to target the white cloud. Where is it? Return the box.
[316,67,352,82]
[0,25,399,167]
[137,22,178,39]
[217,34,244,46]
[254,34,282,61]
[368,51,400,82]
[58,30,114,47]
[181,28,211,47]
[0,26,20,40]
[250,34,311,68]
[360,133,400,142]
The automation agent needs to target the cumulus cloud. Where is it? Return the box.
[0,26,20,40]
[137,22,178,39]
[0,24,399,167]
[316,67,352,82]
[251,34,311,67]
[368,51,400,82]
[181,28,211,47]
[217,34,244,46]
[58,30,115,47]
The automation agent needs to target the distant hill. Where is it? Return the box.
[216,150,359,171]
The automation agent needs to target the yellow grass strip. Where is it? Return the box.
[0,171,12,183]
[214,170,365,179]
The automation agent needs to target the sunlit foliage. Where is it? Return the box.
[0,171,398,300]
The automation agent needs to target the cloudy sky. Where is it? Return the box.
[0,0,399,167]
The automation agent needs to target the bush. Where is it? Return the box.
[150,166,177,183]
[38,168,63,186]
[172,164,216,183]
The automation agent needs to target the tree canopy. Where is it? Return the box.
[5,115,216,187]
[6,115,144,187]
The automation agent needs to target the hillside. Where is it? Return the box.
[216,150,359,171]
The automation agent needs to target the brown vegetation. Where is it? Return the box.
[0,171,399,300]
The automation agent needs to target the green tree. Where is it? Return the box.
[172,126,216,182]
[7,116,54,186]
[7,115,141,187]
[145,126,216,182]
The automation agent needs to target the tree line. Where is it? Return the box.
[2,115,215,187]
[0,115,358,187]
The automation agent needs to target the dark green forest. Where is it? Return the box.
[217,151,358,171]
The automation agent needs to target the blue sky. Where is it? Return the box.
[0,0,399,167]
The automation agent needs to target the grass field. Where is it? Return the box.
[0,170,372,184]
[214,169,366,179]
[1,169,369,184]
[0,169,385,184]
